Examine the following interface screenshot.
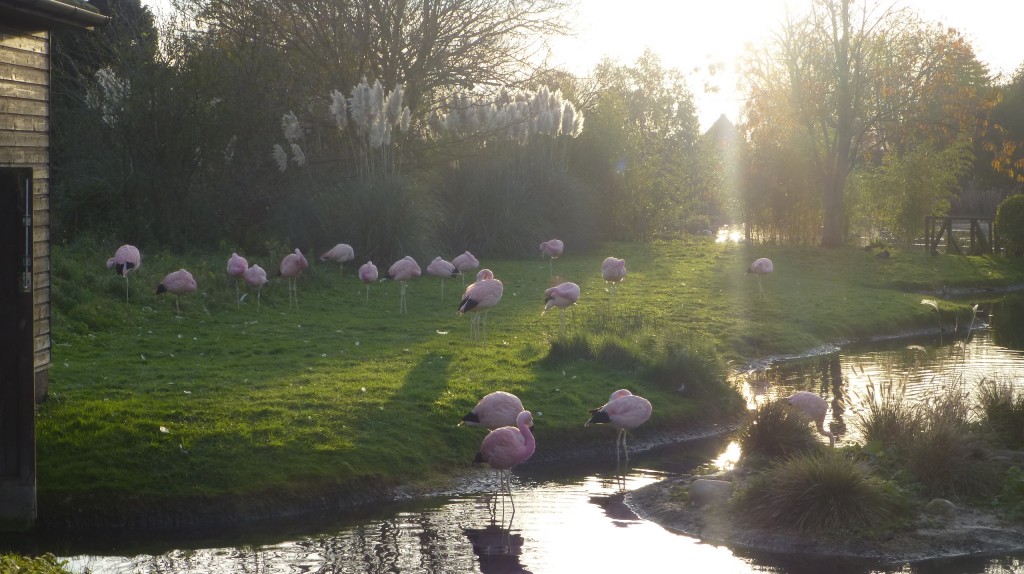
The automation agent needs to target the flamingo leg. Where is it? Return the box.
[124,276,130,304]
[365,284,370,303]
[481,310,489,347]
[440,278,446,302]
[256,287,262,313]
[235,281,240,308]
[559,308,566,337]
[399,282,407,314]
[175,296,182,318]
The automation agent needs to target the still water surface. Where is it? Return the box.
[53,296,1024,573]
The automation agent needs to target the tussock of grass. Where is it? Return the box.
[978,379,1024,449]
[733,450,911,535]
[738,399,821,463]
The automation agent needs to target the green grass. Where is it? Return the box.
[38,238,1024,521]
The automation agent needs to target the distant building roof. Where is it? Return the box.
[0,0,108,29]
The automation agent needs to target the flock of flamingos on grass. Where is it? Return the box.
[103,241,830,522]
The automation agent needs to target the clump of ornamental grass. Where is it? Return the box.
[732,449,912,536]
[855,376,923,452]
[904,385,1000,498]
[738,399,820,464]
[858,377,1001,499]
[976,378,1024,449]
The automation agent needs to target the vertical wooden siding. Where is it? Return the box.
[0,25,51,386]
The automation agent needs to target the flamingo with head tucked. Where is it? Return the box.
[279,248,308,309]
[747,257,774,299]
[540,239,563,276]
[106,244,141,303]
[320,243,355,277]
[388,256,421,314]
[586,389,652,465]
[243,264,268,312]
[427,256,458,301]
[601,257,626,300]
[458,269,503,345]
[227,252,248,307]
[358,261,378,303]
[461,391,525,430]
[156,269,197,317]
[452,251,480,285]
[358,260,378,302]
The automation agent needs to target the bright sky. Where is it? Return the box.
[141,0,1021,132]
[547,0,1023,130]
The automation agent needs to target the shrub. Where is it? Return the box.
[733,450,912,535]
[905,412,1000,498]
[978,379,1024,449]
[995,193,1024,256]
[738,399,820,463]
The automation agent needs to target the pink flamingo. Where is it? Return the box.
[539,239,563,276]
[279,248,308,309]
[601,257,627,299]
[543,281,580,336]
[586,389,652,465]
[458,269,503,345]
[747,257,774,298]
[474,410,536,522]
[358,261,378,303]
[227,252,248,307]
[155,269,197,317]
[388,256,421,314]
[243,264,268,312]
[106,244,141,303]
[320,243,355,277]
[785,391,835,447]
[426,256,458,301]
[452,251,479,285]
[460,391,525,429]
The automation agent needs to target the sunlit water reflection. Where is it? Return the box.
[47,296,1024,573]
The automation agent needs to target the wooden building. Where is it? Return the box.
[1,0,106,530]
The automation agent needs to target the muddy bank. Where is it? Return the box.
[626,473,1024,567]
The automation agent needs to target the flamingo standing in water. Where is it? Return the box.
[460,391,525,429]
[586,389,652,465]
[785,391,835,447]
[226,252,248,307]
[244,264,268,312]
[747,257,774,299]
[388,256,421,314]
[452,251,479,285]
[601,257,627,300]
[458,269,503,345]
[539,239,563,277]
[427,256,458,301]
[106,244,141,303]
[279,248,309,309]
[358,261,378,303]
[156,269,197,317]
[320,243,354,277]
[474,410,536,523]
[543,281,580,336]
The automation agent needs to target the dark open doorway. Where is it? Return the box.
[0,167,36,529]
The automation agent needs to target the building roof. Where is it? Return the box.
[0,0,108,30]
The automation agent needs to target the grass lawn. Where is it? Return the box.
[37,238,1024,526]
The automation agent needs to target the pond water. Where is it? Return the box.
[34,295,1024,573]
